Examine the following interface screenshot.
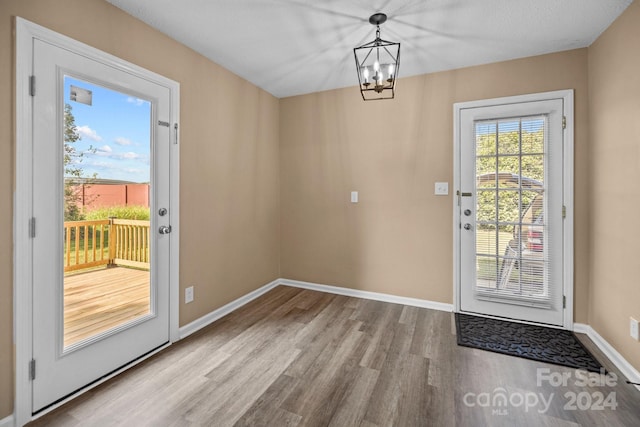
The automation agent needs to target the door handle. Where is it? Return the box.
[463,223,472,230]
[159,225,172,234]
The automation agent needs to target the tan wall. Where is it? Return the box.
[280,49,590,318]
[588,0,640,372]
[0,0,280,417]
[3,0,637,420]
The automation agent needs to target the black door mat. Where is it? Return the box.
[455,313,603,372]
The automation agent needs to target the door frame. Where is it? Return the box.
[452,90,574,329]
[14,17,180,426]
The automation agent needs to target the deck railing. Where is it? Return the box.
[63,218,150,272]
[109,219,151,269]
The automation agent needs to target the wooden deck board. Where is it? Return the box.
[64,267,150,348]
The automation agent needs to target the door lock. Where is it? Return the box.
[463,223,472,230]
[159,225,172,234]
[158,208,167,216]
[464,209,472,216]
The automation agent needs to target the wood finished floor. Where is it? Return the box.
[30,285,640,427]
[64,267,150,347]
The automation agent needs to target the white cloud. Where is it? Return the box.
[76,125,103,142]
[114,137,133,146]
[97,145,112,153]
[126,96,147,106]
[121,152,141,160]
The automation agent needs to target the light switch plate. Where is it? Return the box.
[435,182,449,195]
[351,191,358,203]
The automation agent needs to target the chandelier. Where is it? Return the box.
[353,13,400,101]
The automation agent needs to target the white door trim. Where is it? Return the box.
[452,90,574,329]
[14,17,180,426]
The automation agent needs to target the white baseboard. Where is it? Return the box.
[574,323,640,391]
[0,415,14,427]
[278,278,454,312]
[178,279,280,339]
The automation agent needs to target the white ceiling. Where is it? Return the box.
[105,0,632,98]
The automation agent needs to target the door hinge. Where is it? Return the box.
[29,75,36,97]
[563,295,566,309]
[29,359,36,381]
[29,217,36,238]
[562,205,566,219]
[562,116,566,129]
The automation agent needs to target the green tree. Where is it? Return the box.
[64,103,96,221]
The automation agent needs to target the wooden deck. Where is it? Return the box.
[64,267,150,348]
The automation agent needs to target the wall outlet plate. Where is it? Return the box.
[185,286,194,304]
[631,317,639,340]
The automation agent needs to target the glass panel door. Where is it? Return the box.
[458,97,565,326]
[32,38,173,412]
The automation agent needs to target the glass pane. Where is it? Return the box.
[476,255,498,288]
[521,155,544,184]
[497,190,521,224]
[63,76,152,349]
[476,227,497,256]
[497,120,520,154]
[522,118,545,153]
[476,156,496,177]
[476,122,496,156]
[497,156,520,177]
[476,190,496,224]
[474,116,548,302]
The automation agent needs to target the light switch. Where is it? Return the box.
[435,182,449,196]
[351,191,359,203]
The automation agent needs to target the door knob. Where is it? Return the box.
[159,225,172,234]
[463,223,472,230]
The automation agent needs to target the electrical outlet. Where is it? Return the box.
[185,286,194,304]
[630,317,639,341]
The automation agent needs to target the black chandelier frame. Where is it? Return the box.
[353,13,401,101]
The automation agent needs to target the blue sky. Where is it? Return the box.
[64,76,151,183]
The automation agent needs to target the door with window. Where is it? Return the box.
[456,93,571,327]
[31,39,174,412]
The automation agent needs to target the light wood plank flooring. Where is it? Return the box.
[64,267,150,347]
[31,285,640,426]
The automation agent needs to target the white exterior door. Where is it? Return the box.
[455,92,572,327]
[31,38,173,412]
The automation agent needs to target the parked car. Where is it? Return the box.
[475,173,544,289]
